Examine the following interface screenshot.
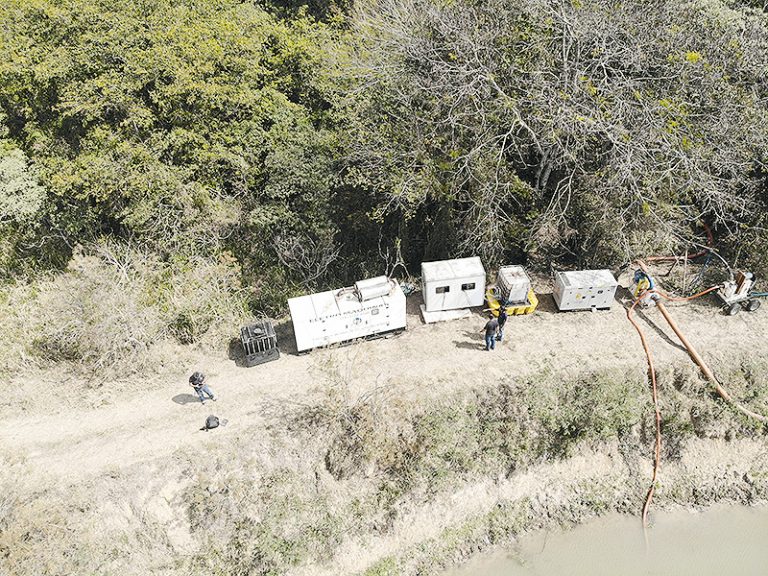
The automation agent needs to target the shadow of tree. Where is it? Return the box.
[535,292,559,314]
[634,308,687,352]
[274,320,299,356]
[406,292,424,317]
[228,337,249,367]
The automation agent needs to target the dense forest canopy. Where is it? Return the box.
[0,0,767,371]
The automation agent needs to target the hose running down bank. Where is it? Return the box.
[625,292,661,527]
[636,261,768,423]
[627,285,721,527]
[627,270,768,527]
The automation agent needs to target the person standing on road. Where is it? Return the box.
[189,371,216,404]
[496,307,508,341]
[481,313,499,351]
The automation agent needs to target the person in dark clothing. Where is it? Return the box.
[481,313,499,351]
[496,307,508,341]
[189,371,216,404]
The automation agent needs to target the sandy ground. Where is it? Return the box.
[3,275,768,490]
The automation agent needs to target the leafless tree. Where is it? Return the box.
[347,0,768,265]
[275,232,341,289]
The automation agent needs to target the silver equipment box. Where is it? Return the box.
[497,265,531,304]
[553,270,618,311]
[355,276,392,301]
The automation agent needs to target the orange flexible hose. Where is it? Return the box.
[627,272,768,527]
[653,286,719,302]
[625,291,660,528]
[652,289,768,424]
[626,286,718,528]
[645,222,714,263]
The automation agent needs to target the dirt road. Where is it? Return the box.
[3,283,766,488]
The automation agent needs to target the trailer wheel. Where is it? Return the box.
[746,299,762,312]
[727,303,741,316]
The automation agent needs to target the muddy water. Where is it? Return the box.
[447,505,768,576]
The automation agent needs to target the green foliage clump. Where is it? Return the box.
[522,370,645,456]
[361,556,400,576]
[0,0,341,302]
[0,142,44,224]
[184,459,347,576]
[308,368,645,503]
[0,139,47,276]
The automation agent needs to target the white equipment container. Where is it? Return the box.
[553,270,618,311]
[289,276,406,352]
[496,265,531,304]
[421,257,487,312]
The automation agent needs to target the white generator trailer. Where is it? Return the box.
[553,270,618,311]
[421,257,487,312]
[289,276,406,352]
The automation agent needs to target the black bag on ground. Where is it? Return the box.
[202,415,219,431]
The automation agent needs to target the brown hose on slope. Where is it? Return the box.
[627,285,722,527]
[625,292,661,528]
[627,271,768,527]
[654,296,768,424]
[636,261,768,423]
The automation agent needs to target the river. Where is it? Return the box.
[446,505,768,576]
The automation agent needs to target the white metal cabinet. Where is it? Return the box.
[421,257,487,312]
[496,265,531,304]
[553,270,618,311]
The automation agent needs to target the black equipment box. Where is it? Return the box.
[240,320,279,366]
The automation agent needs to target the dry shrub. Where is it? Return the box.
[32,244,166,371]
[161,252,248,346]
[28,241,248,376]
[289,355,418,481]
[0,281,42,376]
[0,451,103,576]
[0,450,186,576]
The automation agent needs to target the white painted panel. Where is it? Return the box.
[421,257,487,312]
[497,265,531,304]
[289,278,407,351]
[554,270,618,311]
